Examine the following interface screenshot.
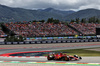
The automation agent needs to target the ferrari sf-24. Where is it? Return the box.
[47,52,82,61]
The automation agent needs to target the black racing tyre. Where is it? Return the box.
[47,56,51,60]
[74,55,78,58]
[79,57,82,59]
[61,57,65,61]
[65,56,69,61]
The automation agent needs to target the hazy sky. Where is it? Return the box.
[0,0,100,11]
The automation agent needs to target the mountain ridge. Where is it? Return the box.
[65,8,100,21]
[0,5,75,22]
[0,4,100,22]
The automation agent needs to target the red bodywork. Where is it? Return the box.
[54,53,66,59]
[47,53,82,61]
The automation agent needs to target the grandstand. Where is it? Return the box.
[69,23,100,36]
[0,22,100,39]
[4,22,78,37]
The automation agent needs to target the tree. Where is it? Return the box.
[33,20,37,22]
[39,20,45,23]
[47,18,60,24]
[75,18,80,24]
[96,18,100,23]
[81,18,86,23]
[88,16,96,23]
[47,18,54,23]
[70,19,75,22]
[0,22,4,27]
[53,19,59,24]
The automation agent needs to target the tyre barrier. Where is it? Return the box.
[0,39,100,45]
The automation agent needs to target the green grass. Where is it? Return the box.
[43,47,100,56]
[85,47,100,49]
[55,48,100,56]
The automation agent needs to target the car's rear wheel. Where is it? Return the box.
[47,56,52,60]
[47,55,54,60]
[61,57,65,61]
[65,56,69,61]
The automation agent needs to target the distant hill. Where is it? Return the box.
[0,5,75,22]
[39,8,75,16]
[65,9,100,21]
[1,4,100,22]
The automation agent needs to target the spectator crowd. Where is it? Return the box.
[4,22,78,37]
[70,23,100,35]
[2,22,100,37]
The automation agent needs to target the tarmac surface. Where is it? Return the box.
[0,42,100,66]
[0,63,96,66]
[0,57,99,63]
[0,42,100,49]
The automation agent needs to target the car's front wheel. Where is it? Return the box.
[74,55,78,58]
[79,57,82,59]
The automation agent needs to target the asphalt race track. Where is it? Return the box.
[0,42,100,66]
[0,56,100,63]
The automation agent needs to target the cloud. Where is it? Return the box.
[0,0,100,11]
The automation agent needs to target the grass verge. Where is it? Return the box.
[55,49,100,56]
[44,47,100,56]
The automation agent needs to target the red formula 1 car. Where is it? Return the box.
[47,52,82,61]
